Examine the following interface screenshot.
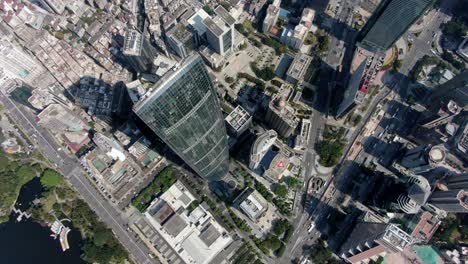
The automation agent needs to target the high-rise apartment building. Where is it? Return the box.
[123,28,157,73]
[37,0,66,14]
[358,0,434,51]
[134,54,229,181]
[187,6,235,57]
[265,95,299,138]
[0,39,45,86]
[337,60,367,118]
[429,174,468,213]
[263,0,281,33]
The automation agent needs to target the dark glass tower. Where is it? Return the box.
[134,54,229,181]
[358,0,434,51]
[429,174,468,213]
[427,71,468,111]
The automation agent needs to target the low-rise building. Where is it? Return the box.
[37,103,87,132]
[128,136,163,167]
[234,187,268,222]
[74,77,126,122]
[142,181,233,264]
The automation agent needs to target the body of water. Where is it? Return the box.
[0,177,84,264]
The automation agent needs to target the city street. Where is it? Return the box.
[0,92,158,264]
[400,1,455,76]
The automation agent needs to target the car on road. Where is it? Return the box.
[308,221,316,233]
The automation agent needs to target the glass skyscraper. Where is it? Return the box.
[134,54,229,181]
[358,0,434,51]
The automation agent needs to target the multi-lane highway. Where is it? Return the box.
[0,92,158,264]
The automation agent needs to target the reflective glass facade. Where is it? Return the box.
[359,0,433,51]
[222,29,232,54]
[134,55,229,181]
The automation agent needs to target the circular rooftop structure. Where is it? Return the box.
[429,146,446,164]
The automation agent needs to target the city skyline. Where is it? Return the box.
[0,0,466,263]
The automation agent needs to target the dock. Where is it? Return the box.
[12,207,31,222]
[50,219,71,251]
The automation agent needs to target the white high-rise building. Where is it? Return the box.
[0,40,45,86]
[37,0,66,14]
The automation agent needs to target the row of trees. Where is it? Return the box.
[131,166,177,211]
[254,180,273,202]
[228,208,252,232]
[238,72,266,90]
[441,51,465,71]
[230,242,264,264]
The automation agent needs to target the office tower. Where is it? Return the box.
[165,25,193,59]
[337,61,367,118]
[0,39,45,86]
[427,71,468,110]
[399,145,446,174]
[420,100,462,129]
[429,174,468,213]
[358,0,434,51]
[341,213,415,264]
[285,53,312,85]
[123,28,157,73]
[396,175,431,214]
[263,0,281,33]
[265,96,298,138]
[134,54,229,181]
[454,121,468,154]
[248,0,268,16]
[205,6,235,56]
[249,130,277,170]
